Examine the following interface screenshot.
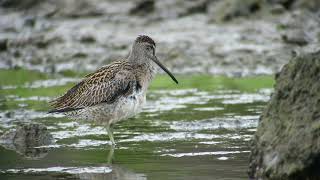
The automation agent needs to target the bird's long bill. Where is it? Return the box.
[152,56,178,84]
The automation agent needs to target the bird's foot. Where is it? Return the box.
[111,141,117,148]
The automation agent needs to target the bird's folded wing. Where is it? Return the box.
[49,70,135,113]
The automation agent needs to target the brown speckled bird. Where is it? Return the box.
[49,35,178,145]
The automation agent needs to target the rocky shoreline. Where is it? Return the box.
[0,0,319,76]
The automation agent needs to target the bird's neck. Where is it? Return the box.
[133,62,157,91]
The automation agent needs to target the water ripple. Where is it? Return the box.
[2,166,112,174]
[161,150,250,157]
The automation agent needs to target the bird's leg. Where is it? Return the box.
[107,147,114,164]
[106,124,116,146]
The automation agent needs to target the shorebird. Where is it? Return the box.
[49,35,178,145]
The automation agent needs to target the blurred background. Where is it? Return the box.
[0,0,319,76]
[0,0,319,180]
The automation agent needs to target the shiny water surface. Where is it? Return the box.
[0,70,274,180]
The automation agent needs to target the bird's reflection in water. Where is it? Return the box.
[73,148,147,180]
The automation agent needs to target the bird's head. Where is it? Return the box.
[129,35,178,84]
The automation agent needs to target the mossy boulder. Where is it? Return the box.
[249,51,320,179]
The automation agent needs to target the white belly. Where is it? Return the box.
[67,92,146,125]
[110,93,146,124]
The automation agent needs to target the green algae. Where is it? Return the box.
[0,69,48,86]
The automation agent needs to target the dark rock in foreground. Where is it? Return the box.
[249,51,320,179]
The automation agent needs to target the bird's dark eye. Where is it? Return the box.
[146,45,155,55]
[146,46,152,51]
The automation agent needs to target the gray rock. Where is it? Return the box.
[0,0,107,17]
[292,0,320,11]
[0,38,8,51]
[176,0,208,17]
[7,33,63,49]
[79,34,96,44]
[0,123,53,159]
[208,0,262,23]
[154,0,208,19]
[265,0,320,10]
[0,0,41,9]
[130,0,155,16]
[47,0,105,18]
[278,10,320,46]
[269,4,286,14]
[281,29,309,45]
[249,51,320,179]
[265,0,295,9]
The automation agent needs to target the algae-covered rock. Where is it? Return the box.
[249,51,320,179]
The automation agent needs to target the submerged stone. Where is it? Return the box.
[0,123,53,159]
[249,50,320,179]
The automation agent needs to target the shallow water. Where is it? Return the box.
[0,72,273,180]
